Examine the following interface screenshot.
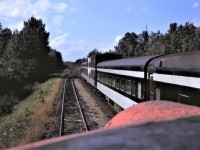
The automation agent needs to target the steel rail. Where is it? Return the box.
[71,77,89,131]
[59,78,67,136]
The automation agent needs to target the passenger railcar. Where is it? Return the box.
[80,61,88,82]
[96,55,158,110]
[80,51,200,111]
[80,53,122,87]
[148,51,200,106]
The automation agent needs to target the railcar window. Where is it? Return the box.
[104,75,106,83]
[100,74,103,82]
[112,76,115,87]
[105,75,109,84]
[126,80,131,94]
[100,73,103,82]
[108,75,110,84]
[105,75,108,83]
[102,74,104,81]
[101,73,104,82]
[103,74,106,83]
[132,81,136,96]
[138,82,142,99]
[120,78,125,91]
[104,75,107,84]
[116,77,120,89]
[108,76,112,85]
[98,73,102,81]
[97,73,100,81]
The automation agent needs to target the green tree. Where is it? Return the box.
[145,31,166,55]
[48,49,63,70]
[115,32,139,57]
[168,23,178,34]
[19,17,51,81]
[87,49,101,57]
[0,17,64,116]
[0,27,12,56]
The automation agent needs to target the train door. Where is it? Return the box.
[149,74,154,100]
[149,74,161,100]
[155,88,160,100]
[137,82,142,99]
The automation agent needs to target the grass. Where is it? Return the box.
[19,78,62,145]
[0,77,62,149]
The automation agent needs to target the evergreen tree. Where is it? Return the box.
[0,27,12,56]
[115,32,139,57]
[19,17,51,81]
[87,49,102,57]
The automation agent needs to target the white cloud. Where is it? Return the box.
[50,34,122,61]
[0,0,69,18]
[50,33,90,61]
[0,0,76,31]
[33,0,51,11]
[115,35,122,43]
[54,2,68,12]
[192,2,199,8]
[98,44,115,53]
[52,15,63,26]
[193,18,200,27]
[9,21,24,31]
[98,36,122,53]
[50,33,70,48]
[0,0,21,17]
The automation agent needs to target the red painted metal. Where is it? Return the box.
[11,101,200,150]
[105,101,200,128]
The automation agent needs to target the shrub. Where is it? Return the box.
[0,93,18,116]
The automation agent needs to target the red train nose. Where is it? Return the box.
[105,101,200,128]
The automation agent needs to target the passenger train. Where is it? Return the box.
[80,51,200,111]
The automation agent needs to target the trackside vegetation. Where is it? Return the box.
[0,77,62,149]
[0,17,63,116]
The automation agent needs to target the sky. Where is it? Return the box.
[0,0,200,62]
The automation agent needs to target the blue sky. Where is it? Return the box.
[0,0,200,61]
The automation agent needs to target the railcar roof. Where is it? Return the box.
[97,55,157,68]
[148,51,200,72]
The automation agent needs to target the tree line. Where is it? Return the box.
[76,22,200,64]
[0,17,63,116]
[115,22,200,58]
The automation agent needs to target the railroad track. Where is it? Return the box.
[59,76,88,136]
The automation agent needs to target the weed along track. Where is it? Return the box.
[59,75,117,136]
